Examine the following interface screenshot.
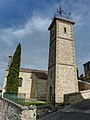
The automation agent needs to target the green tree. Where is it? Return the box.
[6,43,21,93]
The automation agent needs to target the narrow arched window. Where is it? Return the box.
[18,77,23,87]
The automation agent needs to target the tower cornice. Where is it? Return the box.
[48,17,75,30]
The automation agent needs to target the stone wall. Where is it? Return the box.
[30,73,47,101]
[36,79,47,101]
[2,70,32,99]
[2,69,48,101]
[0,97,57,120]
[78,80,90,91]
[64,89,90,104]
[55,18,78,103]
[47,17,78,103]
[18,72,32,99]
[30,73,37,99]
[0,97,36,120]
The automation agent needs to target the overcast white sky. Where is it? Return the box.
[0,0,90,86]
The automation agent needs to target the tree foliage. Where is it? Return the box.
[6,43,21,93]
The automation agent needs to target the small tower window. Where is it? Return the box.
[64,27,66,33]
[19,77,23,87]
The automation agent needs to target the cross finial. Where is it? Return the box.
[53,4,72,20]
[59,4,64,15]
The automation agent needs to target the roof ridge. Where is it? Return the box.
[20,68,48,73]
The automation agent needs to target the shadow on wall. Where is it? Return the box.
[0,97,55,120]
[64,92,84,104]
[30,73,47,101]
[30,74,36,99]
[64,80,90,104]
[78,80,90,91]
[64,89,90,104]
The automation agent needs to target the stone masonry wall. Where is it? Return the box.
[2,70,32,99]
[55,18,78,103]
[64,89,90,104]
[0,97,57,120]
[18,72,32,99]
[0,97,36,120]
[78,80,90,91]
[36,79,47,101]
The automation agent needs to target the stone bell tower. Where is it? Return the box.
[47,6,78,103]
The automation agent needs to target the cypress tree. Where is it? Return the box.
[6,43,21,94]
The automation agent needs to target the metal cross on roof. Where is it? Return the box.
[54,5,72,20]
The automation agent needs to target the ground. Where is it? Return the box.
[39,99,90,120]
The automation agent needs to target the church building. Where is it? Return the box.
[2,56,48,101]
[2,6,90,103]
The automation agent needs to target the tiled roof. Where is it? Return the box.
[32,72,48,79]
[6,68,48,80]
[20,68,47,73]
[83,61,90,66]
[20,68,48,80]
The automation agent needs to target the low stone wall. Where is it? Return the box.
[0,97,36,120]
[64,89,90,104]
[78,80,90,91]
[37,105,58,119]
[0,97,57,120]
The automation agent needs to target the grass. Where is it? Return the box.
[16,100,69,106]
[4,94,51,106]
[8,97,69,106]
[14,99,52,106]
[4,93,69,106]
[18,101,51,106]
[10,98,52,106]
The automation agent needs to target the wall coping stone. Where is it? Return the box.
[64,89,90,96]
[78,80,90,85]
[1,97,37,110]
[80,89,90,93]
